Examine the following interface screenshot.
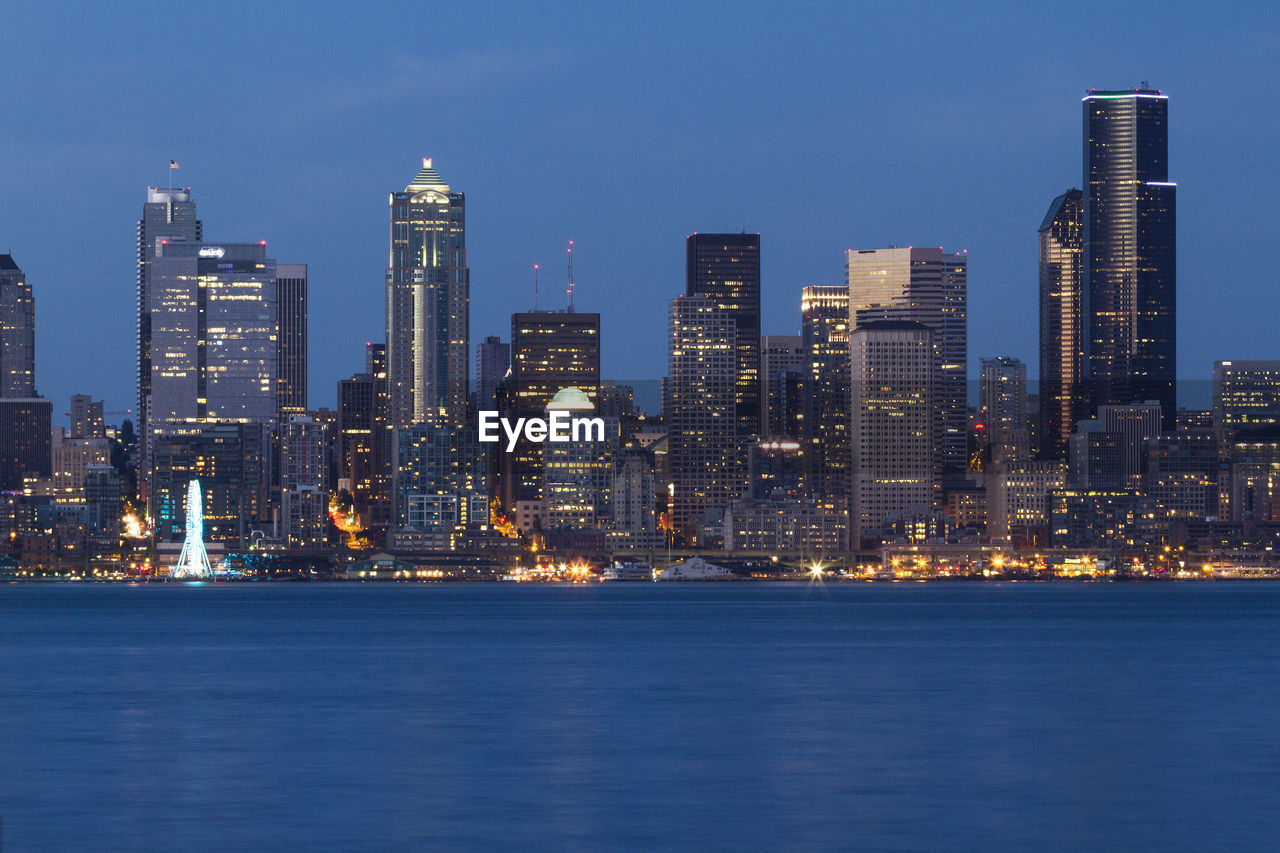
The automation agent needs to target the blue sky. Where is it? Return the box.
[2,0,1278,416]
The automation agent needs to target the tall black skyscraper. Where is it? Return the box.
[1038,188,1084,459]
[686,233,761,438]
[276,264,308,419]
[1083,87,1176,430]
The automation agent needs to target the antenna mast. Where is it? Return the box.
[533,263,540,311]
[566,240,575,312]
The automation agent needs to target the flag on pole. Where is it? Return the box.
[170,160,180,169]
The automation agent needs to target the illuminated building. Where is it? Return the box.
[668,295,742,537]
[1099,402,1162,489]
[1068,425,1126,490]
[1038,188,1084,458]
[1083,88,1177,428]
[137,187,202,452]
[386,159,469,429]
[542,388,617,530]
[1227,431,1280,524]
[846,247,968,477]
[687,233,761,437]
[84,464,122,534]
[282,416,327,548]
[49,429,110,504]
[988,459,1066,546]
[979,357,1026,434]
[69,394,105,439]
[800,286,850,500]
[722,498,848,551]
[337,367,390,527]
[501,311,600,507]
[276,264,308,419]
[750,439,804,500]
[392,422,487,532]
[1212,361,1280,446]
[1050,490,1161,547]
[150,422,270,546]
[149,241,278,426]
[1146,431,1220,521]
[0,255,35,398]
[849,320,935,546]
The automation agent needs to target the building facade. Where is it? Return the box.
[800,286,851,501]
[276,263,308,419]
[1038,188,1084,458]
[686,233,761,438]
[138,187,202,447]
[846,247,968,476]
[1083,88,1177,428]
[386,159,469,429]
[0,255,35,398]
[502,311,600,506]
[980,356,1027,435]
[149,241,278,427]
[849,321,936,546]
[667,296,741,537]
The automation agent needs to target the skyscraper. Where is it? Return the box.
[338,367,390,528]
[501,311,600,507]
[1212,361,1280,445]
[667,295,741,537]
[1083,87,1176,429]
[69,394,105,439]
[138,187,202,443]
[979,357,1027,434]
[800,286,850,500]
[849,321,936,546]
[281,416,327,549]
[0,254,35,398]
[1038,188,1084,459]
[760,334,804,438]
[845,247,968,477]
[148,241,278,426]
[386,159,469,429]
[686,233,761,438]
[276,263,308,419]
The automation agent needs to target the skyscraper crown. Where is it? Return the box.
[406,157,450,193]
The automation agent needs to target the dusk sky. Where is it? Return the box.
[3,1,1278,417]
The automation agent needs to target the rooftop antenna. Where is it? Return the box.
[533,263,540,311]
[566,240,576,313]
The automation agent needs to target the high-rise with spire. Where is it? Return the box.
[386,158,469,429]
[138,186,202,444]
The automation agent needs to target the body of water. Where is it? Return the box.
[1,582,1278,850]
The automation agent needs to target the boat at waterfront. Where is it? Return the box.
[601,561,653,581]
[654,557,738,581]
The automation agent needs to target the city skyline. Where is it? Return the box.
[2,3,1277,415]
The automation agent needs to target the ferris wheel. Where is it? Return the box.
[172,479,212,579]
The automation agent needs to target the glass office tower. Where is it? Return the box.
[1083,88,1176,430]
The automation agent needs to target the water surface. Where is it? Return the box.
[1,582,1277,850]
